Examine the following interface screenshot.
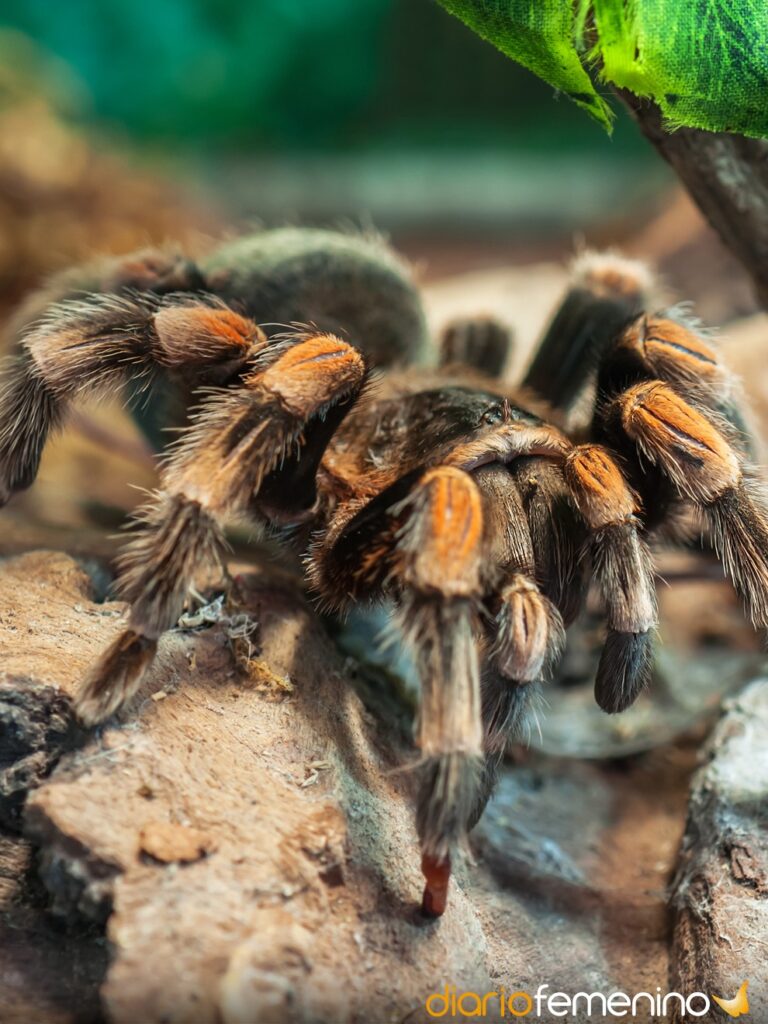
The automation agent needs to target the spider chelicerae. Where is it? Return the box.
[1,228,766,917]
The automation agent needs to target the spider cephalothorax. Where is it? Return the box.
[2,230,767,917]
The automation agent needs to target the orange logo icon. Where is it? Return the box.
[712,980,749,1018]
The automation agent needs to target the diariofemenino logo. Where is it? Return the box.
[424,981,750,1019]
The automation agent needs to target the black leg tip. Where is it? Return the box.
[594,630,654,714]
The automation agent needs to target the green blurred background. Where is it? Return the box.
[0,0,757,528]
[0,0,665,236]
[2,0,650,151]
[5,0,754,332]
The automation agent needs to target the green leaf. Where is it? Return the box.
[437,0,768,138]
[593,0,768,137]
[435,0,613,129]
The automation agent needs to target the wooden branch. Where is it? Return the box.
[619,93,768,309]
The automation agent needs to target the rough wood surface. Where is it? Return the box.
[0,832,107,1024]
[0,552,109,831]
[670,680,768,1021]
[0,548,708,1024]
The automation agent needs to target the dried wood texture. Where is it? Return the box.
[670,679,768,1022]
[0,833,107,1024]
[0,548,704,1024]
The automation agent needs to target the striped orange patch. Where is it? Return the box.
[621,316,722,382]
[645,317,720,375]
[621,382,740,499]
[564,444,637,528]
[261,334,364,415]
[154,306,265,365]
[421,466,483,574]
[196,308,261,348]
[404,467,483,596]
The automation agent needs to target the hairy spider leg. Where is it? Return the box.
[391,466,485,917]
[0,292,265,504]
[311,465,485,917]
[3,246,204,346]
[522,252,653,412]
[564,444,658,712]
[467,465,565,830]
[473,464,566,686]
[594,314,768,629]
[616,382,768,628]
[439,316,514,378]
[508,457,586,627]
[75,332,366,724]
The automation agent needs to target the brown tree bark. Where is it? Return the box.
[669,680,768,1022]
[620,93,768,309]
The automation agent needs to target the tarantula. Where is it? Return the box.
[2,228,767,918]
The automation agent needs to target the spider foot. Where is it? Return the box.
[420,851,451,918]
[76,630,158,727]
